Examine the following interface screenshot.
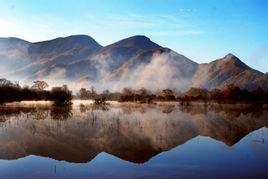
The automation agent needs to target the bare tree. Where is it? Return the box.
[0,78,13,87]
[90,86,97,99]
[31,81,49,91]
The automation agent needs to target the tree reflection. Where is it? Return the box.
[79,104,109,113]
[0,103,267,164]
[50,106,73,120]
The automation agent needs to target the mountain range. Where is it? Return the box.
[0,35,267,91]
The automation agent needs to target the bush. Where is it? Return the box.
[50,86,72,106]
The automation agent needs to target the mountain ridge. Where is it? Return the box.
[0,35,267,91]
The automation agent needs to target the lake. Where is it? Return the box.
[0,101,267,178]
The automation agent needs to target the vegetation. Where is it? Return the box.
[77,87,121,101]
[120,88,155,103]
[78,84,267,104]
[50,85,73,106]
[0,78,72,106]
[179,85,267,104]
[0,78,267,106]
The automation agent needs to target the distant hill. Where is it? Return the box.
[0,35,267,91]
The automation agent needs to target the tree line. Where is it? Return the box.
[77,84,267,104]
[1,78,267,105]
[0,78,72,106]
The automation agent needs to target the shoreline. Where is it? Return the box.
[1,100,267,109]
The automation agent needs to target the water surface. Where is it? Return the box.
[0,102,267,178]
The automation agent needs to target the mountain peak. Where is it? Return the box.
[216,53,250,69]
[64,35,101,45]
[127,35,150,40]
[223,53,241,62]
[66,35,93,39]
[120,35,152,44]
[109,35,160,50]
[33,35,102,48]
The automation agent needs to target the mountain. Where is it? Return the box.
[28,35,102,62]
[0,35,102,80]
[0,35,267,91]
[52,35,162,81]
[192,53,267,90]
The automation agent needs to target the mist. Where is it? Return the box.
[0,47,197,93]
[102,51,195,92]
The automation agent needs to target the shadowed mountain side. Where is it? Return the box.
[0,37,31,74]
[0,37,30,58]
[0,104,267,163]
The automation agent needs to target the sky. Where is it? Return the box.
[0,0,267,72]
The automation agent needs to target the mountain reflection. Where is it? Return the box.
[0,103,267,163]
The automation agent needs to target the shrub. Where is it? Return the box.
[50,85,73,106]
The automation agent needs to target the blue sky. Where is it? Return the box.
[0,0,267,72]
